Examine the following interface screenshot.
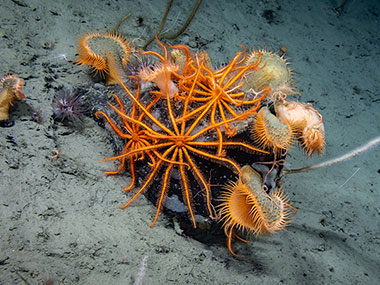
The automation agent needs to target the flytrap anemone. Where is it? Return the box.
[0,74,25,123]
[75,32,131,85]
[52,87,86,125]
[218,165,296,257]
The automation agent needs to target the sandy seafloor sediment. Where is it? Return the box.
[0,0,380,284]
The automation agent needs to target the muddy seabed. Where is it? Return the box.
[1,0,379,284]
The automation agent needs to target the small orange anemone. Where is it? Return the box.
[275,101,325,156]
[251,106,293,152]
[301,125,326,156]
[138,62,179,98]
[0,74,25,121]
[76,32,131,85]
[218,165,295,257]
[138,40,180,98]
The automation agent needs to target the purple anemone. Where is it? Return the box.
[52,87,85,124]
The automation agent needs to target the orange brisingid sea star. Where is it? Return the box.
[97,39,270,228]
[95,79,161,191]
[172,43,269,155]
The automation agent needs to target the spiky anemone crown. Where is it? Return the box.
[170,49,188,70]
[243,49,296,102]
[76,32,131,85]
[251,106,293,152]
[218,165,294,256]
[0,74,25,121]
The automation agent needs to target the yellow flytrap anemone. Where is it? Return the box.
[218,165,296,257]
